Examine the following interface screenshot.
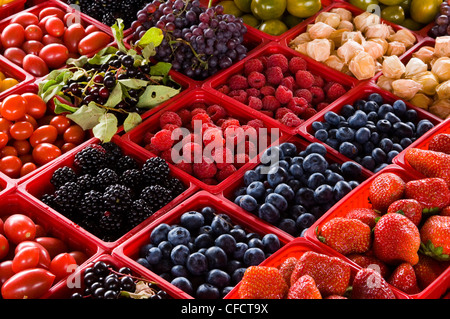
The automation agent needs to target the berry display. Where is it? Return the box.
[130,0,249,80]
[41,142,186,241]
[135,207,282,299]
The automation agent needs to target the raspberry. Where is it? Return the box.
[191,112,211,129]
[229,89,248,104]
[267,54,289,73]
[244,58,264,76]
[244,141,257,156]
[207,104,227,122]
[280,76,295,91]
[191,102,207,110]
[241,124,258,141]
[193,156,217,179]
[246,88,261,97]
[326,83,347,101]
[217,84,230,95]
[162,124,180,131]
[260,85,276,96]
[302,107,318,120]
[203,127,223,146]
[229,74,248,90]
[276,107,293,119]
[151,129,174,151]
[247,119,265,129]
[174,160,193,175]
[295,70,315,89]
[143,131,154,145]
[247,71,266,89]
[221,119,240,131]
[317,102,329,112]
[289,56,307,74]
[217,164,237,182]
[248,96,263,110]
[262,95,281,111]
[310,86,325,104]
[287,97,308,115]
[177,109,191,125]
[212,147,234,170]
[202,178,217,185]
[234,153,250,167]
[160,111,182,128]
[313,75,325,88]
[266,67,284,86]
[259,56,269,68]
[191,108,207,117]
[159,148,174,164]
[145,143,160,156]
[294,89,313,103]
[224,125,245,146]
[280,112,302,128]
[201,122,217,134]
[275,85,293,105]
[182,142,203,162]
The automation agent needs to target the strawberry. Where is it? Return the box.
[278,257,298,286]
[413,254,446,290]
[428,133,450,154]
[344,208,381,228]
[369,173,406,212]
[405,148,450,186]
[442,206,450,216]
[347,254,391,279]
[290,251,351,297]
[373,213,421,266]
[351,268,396,299]
[387,199,423,226]
[317,217,371,255]
[405,178,450,212]
[326,295,347,299]
[388,263,420,295]
[287,275,322,299]
[238,266,288,299]
[419,215,450,261]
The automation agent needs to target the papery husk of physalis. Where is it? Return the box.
[436,80,450,99]
[324,55,346,72]
[411,71,440,96]
[429,98,450,119]
[294,42,309,56]
[409,93,433,110]
[354,12,380,33]
[434,36,450,58]
[341,31,365,45]
[363,40,385,61]
[349,51,377,80]
[377,75,395,92]
[382,55,406,79]
[365,24,393,39]
[431,57,450,82]
[388,29,416,49]
[315,12,341,29]
[412,46,435,65]
[337,39,364,64]
[392,79,423,100]
[290,32,312,48]
[330,8,353,22]
[308,22,336,40]
[386,41,406,57]
[338,20,354,32]
[405,58,428,78]
[306,39,333,62]
[329,29,347,47]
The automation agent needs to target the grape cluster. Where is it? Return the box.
[429,2,450,38]
[131,0,248,80]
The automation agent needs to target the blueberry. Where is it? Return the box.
[243,247,265,266]
[367,111,378,122]
[295,187,316,207]
[243,170,261,186]
[336,127,355,143]
[291,156,303,166]
[215,234,237,256]
[234,195,243,206]
[348,110,368,129]
[339,142,358,159]
[233,242,248,260]
[314,184,334,203]
[302,153,328,174]
[288,205,307,220]
[376,119,392,133]
[378,104,394,118]
[274,183,295,202]
[400,137,413,148]
[296,213,316,230]
[171,277,193,295]
[392,100,407,116]
[333,180,353,201]
[234,187,246,198]
[261,234,280,254]
[258,203,280,223]
[324,111,341,126]
[379,138,393,153]
[145,247,162,265]
[387,150,399,163]
[304,142,327,156]
[171,265,188,278]
[315,129,328,142]
[404,109,417,122]
[277,218,297,235]
[307,172,326,190]
[265,188,273,197]
[355,127,371,144]
[368,93,384,105]
[211,215,230,236]
[363,141,375,154]
[361,156,376,171]
[180,211,205,231]
[312,121,324,131]
[370,132,380,145]
[248,237,264,249]
[328,128,338,139]
[194,233,214,250]
[392,143,403,152]
[279,143,297,158]
[326,171,344,185]
[349,180,360,189]
[158,241,173,259]
[354,99,366,110]
[229,227,246,242]
[150,223,171,245]
[205,246,228,269]
[261,146,283,165]
[231,268,247,285]
[393,122,414,138]
[416,119,434,136]
[207,269,230,289]
[363,100,379,113]
[265,193,288,212]
[372,147,387,164]
[326,138,340,150]
[167,226,191,246]
[200,206,216,224]
[246,181,265,200]
[170,244,190,265]
[384,112,401,124]
[267,166,289,188]
[289,163,304,179]
[374,163,389,173]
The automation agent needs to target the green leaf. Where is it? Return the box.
[111,18,127,53]
[136,85,180,109]
[92,113,118,142]
[104,83,123,107]
[41,82,68,104]
[142,43,156,60]
[88,53,116,65]
[123,112,142,132]
[118,78,148,89]
[53,97,79,115]
[66,102,107,130]
[150,62,172,77]
[136,27,163,48]
[67,55,88,68]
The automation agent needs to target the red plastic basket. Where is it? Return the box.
[298,82,443,177]
[304,164,450,299]
[0,0,26,21]
[224,237,410,299]
[0,170,15,196]
[112,190,295,299]
[0,55,35,99]
[122,88,287,194]
[203,41,359,136]
[0,190,103,297]
[19,135,199,253]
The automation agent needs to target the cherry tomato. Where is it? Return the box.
[1,94,27,121]
[35,237,68,259]
[78,31,111,56]
[0,131,8,149]
[63,23,85,53]
[63,125,85,144]
[22,54,49,77]
[84,24,99,35]
[34,224,46,237]
[22,40,44,55]
[11,12,39,27]
[32,143,61,166]
[20,162,36,177]
[41,34,64,46]
[1,268,55,299]
[29,125,58,147]
[44,17,65,38]
[61,142,76,153]
[64,12,85,27]
[0,260,14,286]
[12,246,40,273]
[39,43,69,69]
[19,114,38,130]
[19,154,33,164]
[37,15,56,30]
[3,214,36,245]
[0,218,3,234]
[23,93,47,119]
[1,23,25,49]
[38,7,66,21]
[9,121,34,141]
[0,155,22,178]
[15,241,51,269]
[3,47,26,67]
[69,251,88,265]
[50,253,77,281]
[0,146,17,158]
[49,115,71,135]
[24,24,43,41]
[13,140,31,156]
[0,233,9,260]
[0,118,11,133]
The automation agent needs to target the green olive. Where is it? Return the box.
[282,13,304,29]
[234,0,252,13]
[259,19,289,36]
[381,5,406,24]
[218,1,243,17]
[251,0,287,20]
[401,18,424,30]
[410,0,443,25]
[349,0,380,11]
[286,0,321,18]
[241,13,261,27]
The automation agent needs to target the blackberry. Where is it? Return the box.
[95,168,119,191]
[164,177,185,197]
[140,185,173,212]
[117,156,139,174]
[100,142,123,163]
[141,157,170,186]
[77,174,97,193]
[54,182,82,219]
[41,193,57,208]
[103,184,133,214]
[79,190,104,218]
[50,166,77,189]
[98,211,124,240]
[74,146,107,175]
[120,169,143,191]
[102,11,117,26]
[127,199,153,230]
